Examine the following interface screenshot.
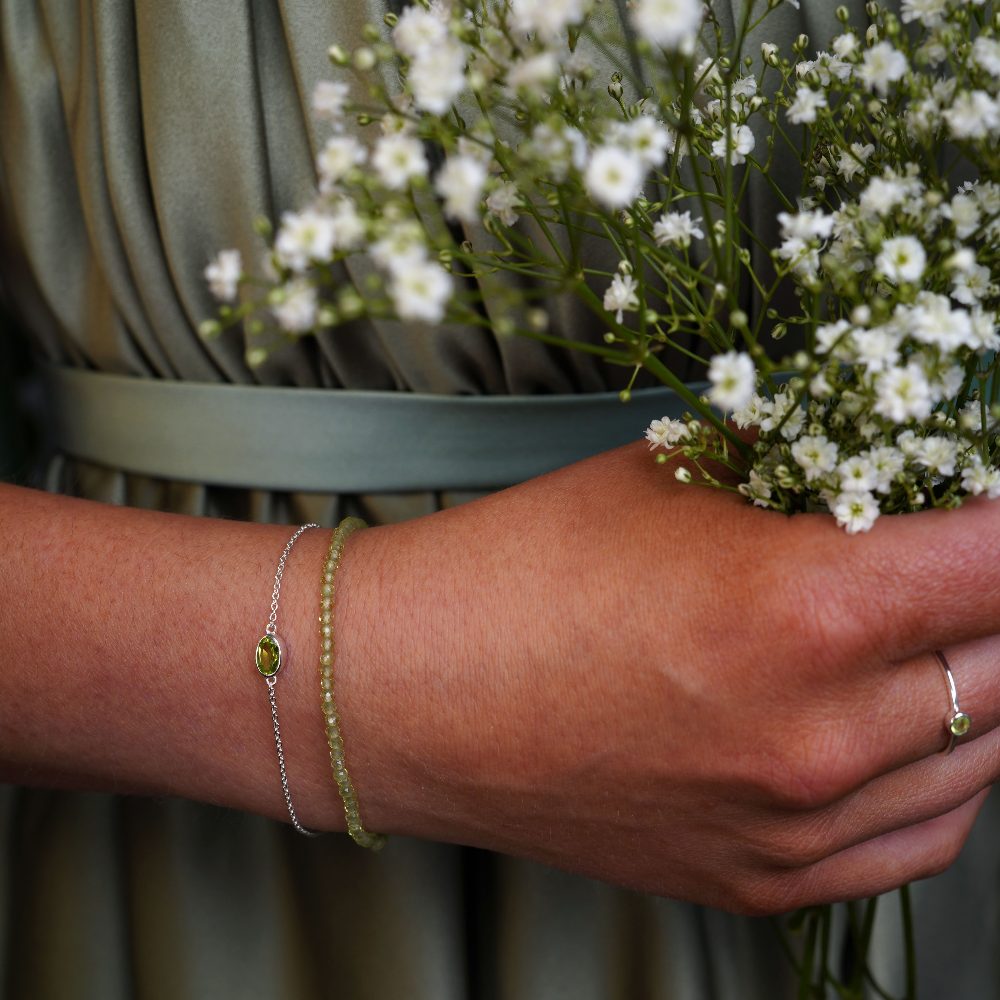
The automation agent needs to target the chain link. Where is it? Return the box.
[260,523,322,835]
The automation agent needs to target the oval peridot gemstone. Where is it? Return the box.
[256,635,282,677]
[949,712,971,738]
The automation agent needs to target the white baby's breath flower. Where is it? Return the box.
[318,136,367,192]
[631,0,702,52]
[832,490,880,533]
[867,446,905,493]
[369,221,427,274]
[272,279,318,332]
[653,210,704,248]
[486,182,522,226]
[732,393,766,429]
[945,90,1000,141]
[973,36,1000,78]
[509,0,590,41]
[372,134,429,190]
[707,350,755,412]
[613,116,673,169]
[603,272,639,324]
[435,155,488,223]
[711,124,755,165]
[858,42,908,96]
[388,259,453,322]
[584,145,644,209]
[962,456,1000,497]
[838,454,877,493]
[900,0,949,27]
[408,42,467,114]
[787,86,827,124]
[874,362,934,423]
[507,51,560,90]
[916,435,958,477]
[645,416,691,449]
[275,208,339,272]
[204,249,242,302]
[312,80,351,126]
[738,469,773,507]
[392,5,449,58]
[836,142,875,182]
[791,434,839,481]
[875,235,927,284]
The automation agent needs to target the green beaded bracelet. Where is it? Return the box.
[319,516,387,851]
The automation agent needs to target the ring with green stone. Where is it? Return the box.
[935,650,971,755]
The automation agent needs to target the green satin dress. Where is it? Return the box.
[1,2,998,997]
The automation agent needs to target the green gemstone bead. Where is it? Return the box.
[950,712,971,737]
[256,635,282,677]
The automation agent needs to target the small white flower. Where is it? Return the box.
[916,435,958,477]
[836,142,875,182]
[509,0,590,42]
[973,36,1000,78]
[615,116,672,170]
[507,52,560,90]
[204,249,242,302]
[943,193,981,239]
[370,221,427,275]
[962,456,1000,498]
[631,0,702,52]
[707,350,755,413]
[874,363,934,423]
[732,393,766,429]
[408,42,467,114]
[372,134,429,190]
[944,90,1000,141]
[738,469,773,507]
[791,435,839,482]
[867,446,905,493]
[787,86,827,124]
[275,208,339,272]
[388,259,453,322]
[312,80,351,126]
[486,182,521,226]
[317,136,367,192]
[652,210,704,248]
[858,42,908,96]
[832,490,881,533]
[952,263,991,305]
[603,272,640,324]
[711,124,755,165]
[392,5,449,58]
[435,155,488,223]
[875,235,926,284]
[837,454,877,493]
[584,145,645,209]
[272,279,318,332]
[644,417,691,449]
[900,0,949,27]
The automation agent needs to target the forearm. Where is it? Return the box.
[0,482,385,831]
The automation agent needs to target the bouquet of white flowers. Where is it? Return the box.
[202,0,1000,992]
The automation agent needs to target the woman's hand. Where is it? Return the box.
[339,439,1000,914]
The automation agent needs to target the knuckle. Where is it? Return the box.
[752,725,863,812]
[727,873,802,917]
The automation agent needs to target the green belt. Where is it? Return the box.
[42,364,698,492]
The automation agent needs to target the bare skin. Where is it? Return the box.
[4,438,1000,915]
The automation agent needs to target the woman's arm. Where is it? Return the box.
[4,441,1000,914]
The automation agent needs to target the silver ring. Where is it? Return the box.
[935,650,971,755]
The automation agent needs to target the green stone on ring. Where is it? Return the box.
[949,712,971,738]
[256,635,282,677]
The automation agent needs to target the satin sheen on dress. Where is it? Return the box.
[1,2,999,997]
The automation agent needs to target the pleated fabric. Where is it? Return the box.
[1,2,998,997]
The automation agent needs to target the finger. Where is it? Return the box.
[758,722,1000,871]
[860,634,1000,775]
[794,496,1000,664]
[756,789,988,914]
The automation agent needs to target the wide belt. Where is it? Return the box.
[42,364,698,492]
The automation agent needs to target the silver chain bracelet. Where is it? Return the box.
[255,522,322,836]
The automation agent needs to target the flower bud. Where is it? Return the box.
[675,467,692,483]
